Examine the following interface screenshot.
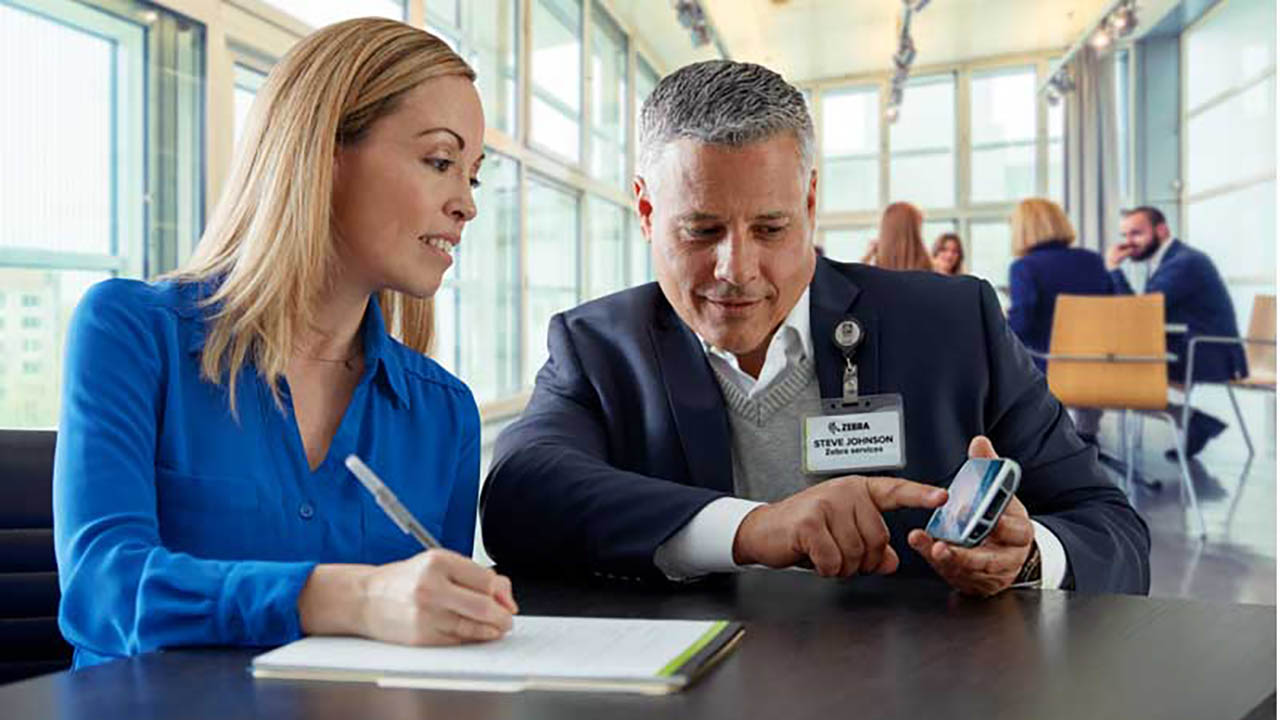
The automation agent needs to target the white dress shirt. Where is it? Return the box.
[653,288,1070,589]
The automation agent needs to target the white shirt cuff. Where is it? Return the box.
[653,497,765,581]
[1031,519,1069,590]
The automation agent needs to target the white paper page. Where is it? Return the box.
[253,616,723,680]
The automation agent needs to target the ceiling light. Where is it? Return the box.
[1046,88,1061,106]
[885,105,900,123]
[1089,25,1115,50]
[1109,5,1138,37]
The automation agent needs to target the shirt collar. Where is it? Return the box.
[1148,237,1174,270]
[698,287,814,373]
[180,282,410,409]
[361,294,410,409]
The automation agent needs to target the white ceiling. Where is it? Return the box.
[612,0,1181,83]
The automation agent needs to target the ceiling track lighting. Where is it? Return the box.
[885,0,931,123]
[670,0,731,57]
[1039,0,1139,101]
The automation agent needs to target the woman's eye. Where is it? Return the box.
[469,178,482,190]
[425,158,454,172]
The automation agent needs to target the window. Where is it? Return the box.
[22,339,41,353]
[634,55,659,149]
[630,58,660,286]
[968,220,1013,290]
[233,63,268,148]
[890,74,955,209]
[970,67,1036,203]
[1183,0,1276,328]
[922,219,957,246]
[525,177,581,382]
[1047,92,1065,204]
[588,197,628,298]
[530,0,583,162]
[1,0,202,429]
[589,4,627,187]
[433,152,522,403]
[821,87,880,212]
[1115,50,1132,205]
[429,0,519,136]
[257,0,405,30]
[822,227,876,263]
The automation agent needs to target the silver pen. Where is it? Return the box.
[344,454,441,550]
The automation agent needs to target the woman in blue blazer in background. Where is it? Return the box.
[1007,198,1113,442]
[53,19,516,669]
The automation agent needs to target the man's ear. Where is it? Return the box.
[806,168,818,226]
[634,175,654,243]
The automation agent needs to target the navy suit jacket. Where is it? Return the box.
[1111,240,1247,383]
[1008,244,1113,371]
[482,258,1150,594]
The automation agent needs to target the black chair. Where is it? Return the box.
[0,430,72,684]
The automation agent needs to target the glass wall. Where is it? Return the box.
[821,87,880,212]
[530,0,582,162]
[0,0,203,428]
[808,57,1065,295]
[1182,0,1276,329]
[589,3,627,188]
[889,74,955,209]
[428,0,519,136]
[970,67,1036,204]
[525,177,581,383]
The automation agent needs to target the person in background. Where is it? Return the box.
[860,202,934,271]
[53,19,516,670]
[931,232,965,276]
[1006,198,1113,445]
[1107,206,1247,458]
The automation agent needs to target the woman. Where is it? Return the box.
[1007,198,1113,441]
[53,19,516,669]
[931,232,965,275]
[861,202,933,271]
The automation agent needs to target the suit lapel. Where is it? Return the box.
[648,299,735,494]
[1149,239,1182,285]
[810,259,877,400]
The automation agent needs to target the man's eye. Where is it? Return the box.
[758,226,785,235]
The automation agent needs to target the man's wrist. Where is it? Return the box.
[1012,541,1042,587]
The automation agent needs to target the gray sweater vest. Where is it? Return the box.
[710,356,828,503]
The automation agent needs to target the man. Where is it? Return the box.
[482,61,1149,595]
[1107,207,1247,458]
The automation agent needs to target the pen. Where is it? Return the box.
[344,454,441,550]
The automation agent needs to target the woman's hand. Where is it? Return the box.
[299,549,518,645]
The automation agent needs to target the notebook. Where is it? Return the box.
[251,615,745,695]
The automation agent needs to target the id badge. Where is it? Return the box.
[802,394,907,474]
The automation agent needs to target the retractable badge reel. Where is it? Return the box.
[801,317,908,474]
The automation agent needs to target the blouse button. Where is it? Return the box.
[299,503,315,520]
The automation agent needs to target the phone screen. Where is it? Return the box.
[926,458,1004,541]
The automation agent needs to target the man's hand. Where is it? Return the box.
[732,475,947,578]
[1106,242,1136,270]
[908,436,1035,597]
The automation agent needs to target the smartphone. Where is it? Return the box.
[924,457,1022,548]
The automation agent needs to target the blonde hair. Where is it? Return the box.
[167,19,474,411]
[876,202,933,271]
[1011,198,1076,257]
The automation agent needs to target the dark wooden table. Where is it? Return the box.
[1,571,1274,719]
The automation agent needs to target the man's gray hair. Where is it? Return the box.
[637,60,814,178]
